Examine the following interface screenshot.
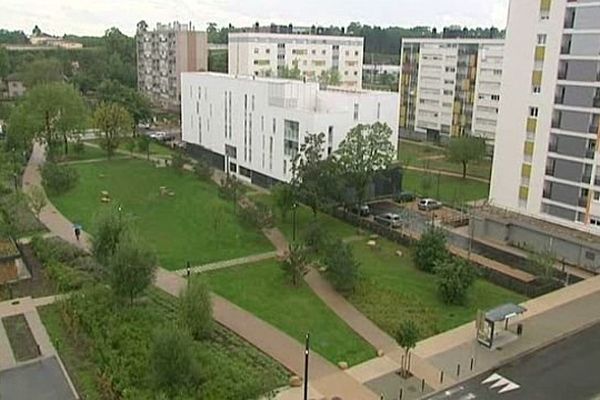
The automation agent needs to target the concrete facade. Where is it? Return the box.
[136,21,208,110]
[181,73,398,184]
[399,38,504,145]
[228,32,364,89]
[490,0,600,234]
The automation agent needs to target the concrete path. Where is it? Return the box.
[26,143,379,400]
[174,251,278,275]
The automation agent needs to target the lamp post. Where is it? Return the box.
[303,333,310,400]
[292,203,298,242]
[118,205,123,224]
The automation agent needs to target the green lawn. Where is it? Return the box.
[398,140,492,180]
[204,260,375,366]
[349,239,527,339]
[54,142,107,162]
[402,169,489,205]
[50,159,273,270]
[251,193,358,242]
[83,139,175,159]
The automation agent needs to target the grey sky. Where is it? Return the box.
[1,0,509,37]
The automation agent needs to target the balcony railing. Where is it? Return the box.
[590,125,599,134]
[548,143,558,152]
[586,149,596,159]
[578,197,589,207]
[582,175,592,184]
[595,177,600,187]
[543,190,552,199]
[546,167,555,176]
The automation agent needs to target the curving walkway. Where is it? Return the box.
[24,142,379,400]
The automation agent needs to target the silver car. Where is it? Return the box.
[418,198,443,211]
[374,213,402,228]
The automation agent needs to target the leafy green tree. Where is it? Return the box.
[279,62,302,80]
[529,249,556,282]
[17,83,87,155]
[292,133,327,216]
[137,135,151,159]
[179,280,213,340]
[93,102,133,158]
[434,258,476,305]
[96,79,152,126]
[40,162,79,196]
[26,186,47,218]
[108,233,156,304]
[324,239,360,294]
[208,50,228,73]
[303,220,330,256]
[395,319,420,377]
[271,183,296,221]
[334,122,395,207]
[414,228,448,273]
[22,58,64,88]
[5,104,37,151]
[0,48,9,79]
[91,205,129,265]
[149,328,200,394]
[319,69,341,86]
[0,29,28,45]
[447,136,486,179]
[281,243,309,287]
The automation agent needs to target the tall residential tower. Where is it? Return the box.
[490,0,600,233]
[136,21,208,110]
[399,38,504,145]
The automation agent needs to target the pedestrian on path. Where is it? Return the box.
[73,224,82,241]
[186,261,191,286]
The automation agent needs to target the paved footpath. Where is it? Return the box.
[174,251,279,275]
[26,142,379,400]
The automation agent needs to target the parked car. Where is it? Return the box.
[149,131,167,141]
[418,198,443,211]
[351,204,370,217]
[396,191,415,203]
[374,213,403,229]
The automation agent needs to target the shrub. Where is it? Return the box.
[150,327,201,394]
[324,239,360,294]
[179,280,213,340]
[91,205,129,266]
[414,228,448,273]
[40,162,79,195]
[45,260,92,292]
[218,175,242,202]
[30,236,86,265]
[193,158,213,182]
[281,243,309,287]
[434,258,477,305]
[170,151,186,173]
[72,138,85,155]
[271,183,295,220]
[237,203,273,230]
[303,220,330,256]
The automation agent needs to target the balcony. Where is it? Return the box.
[586,149,596,159]
[582,175,592,184]
[594,97,600,108]
[548,143,558,152]
[578,197,589,207]
[543,190,552,199]
[590,125,599,134]
[595,176,600,186]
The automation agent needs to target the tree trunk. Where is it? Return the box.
[63,134,69,155]
[462,161,467,179]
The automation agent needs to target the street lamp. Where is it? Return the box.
[303,332,310,400]
[292,203,298,242]
[118,205,123,224]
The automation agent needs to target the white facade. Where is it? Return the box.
[490,0,600,233]
[181,73,398,183]
[136,21,208,110]
[228,32,364,89]
[399,38,504,145]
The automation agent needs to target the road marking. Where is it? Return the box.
[482,373,520,395]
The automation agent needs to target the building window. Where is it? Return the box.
[328,126,333,155]
[284,120,300,157]
[532,85,541,94]
[353,103,359,121]
[537,34,547,45]
[283,160,287,175]
[254,48,259,54]
[269,136,273,171]
[272,118,276,134]
[266,48,270,54]
[377,102,381,119]
[529,106,539,118]
[491,94,500,101]
[252,95,255,111]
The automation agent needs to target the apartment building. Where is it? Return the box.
[136,21,208,110]
[490,0,600,233]
[399,38,504,145]
[228,32,364,89]
[181,73,398,185]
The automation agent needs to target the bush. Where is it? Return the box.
[281,243,309,287]
[150,327,201,394]
[170,151,187,173]
[434,258,477,305]
[303,220,330,256]
[40,162,79,195]
[72,138,85,155]
[30,236,86,265]
[45,260,92,292]
[218,175,242,201]
[324,239,360,294]
[237,203,274,230]
[179,280,213,340]
[193,158,213,182]
[91,205,129,266]
[414,228,448,273]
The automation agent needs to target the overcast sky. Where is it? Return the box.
[1,0,510,37]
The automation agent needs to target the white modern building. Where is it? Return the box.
[228,32,364,89]
[399,38,504,145]
[181,73,398,185]
[136,21,208,110]
[490,0,600,233]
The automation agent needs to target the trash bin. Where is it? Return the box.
[517,323,523,336]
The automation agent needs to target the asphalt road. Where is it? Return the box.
[424,322,600,400]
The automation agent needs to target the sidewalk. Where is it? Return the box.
[175,251,278,275]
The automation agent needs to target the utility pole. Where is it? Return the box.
[303,333,310,400]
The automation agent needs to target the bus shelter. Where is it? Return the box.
[476,303,527,349]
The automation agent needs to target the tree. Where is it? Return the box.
[96,79,152,126]
[40,162,79,195]
[292,133,327,216]
[137,135,150,160]
[447,136,486,179]
[149,328,200,394]
[17,83,87,155]
[394,319,420,377]
[279,62,302,80]
[303,220,330,255]
[26,186,47,218]
[108,233,156,304]
[170,151,186,173]
[529,249,556,282]
[179,280,213,340]
[93,102,133,158]
[319,69,341,86]
[91,205,128,265]
[414,228,448,273]
[0,48,9,79]
[334,122,395,207]
[281,243,309,287]
[434,258,476,305]
[324,239,360,294]
[271,183,296,221]
[5,104,36,152]
[22,58,64,88]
